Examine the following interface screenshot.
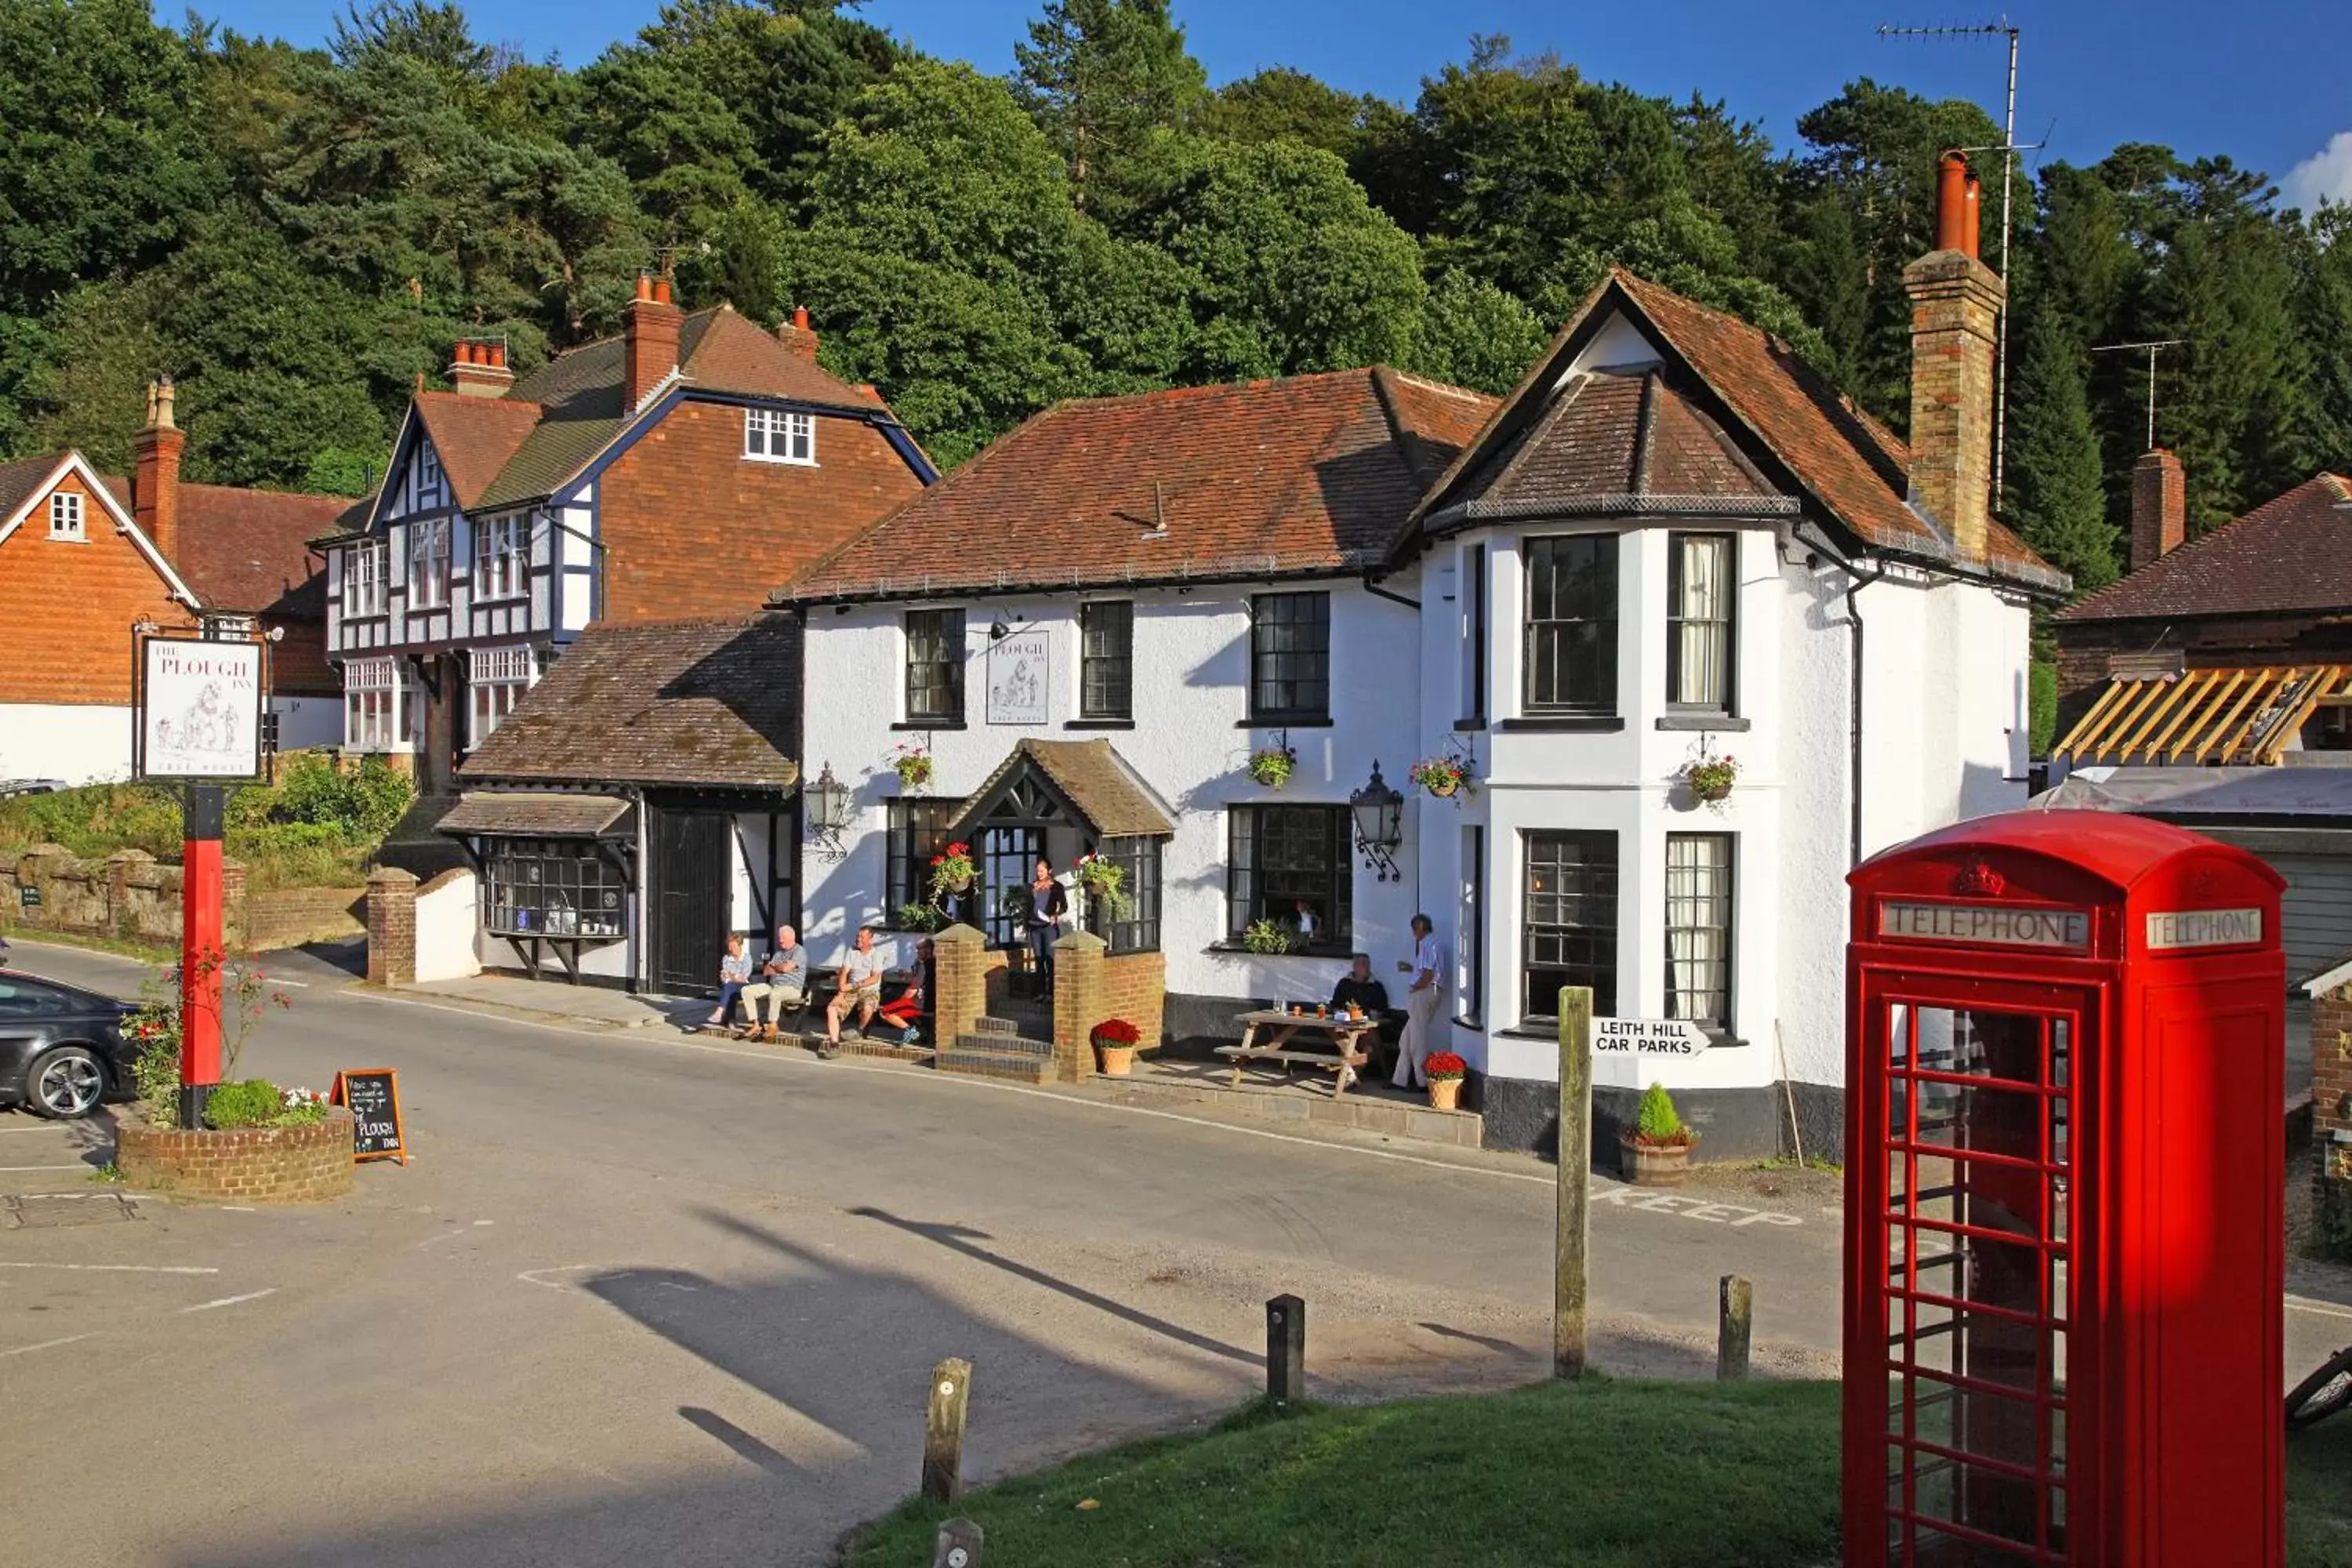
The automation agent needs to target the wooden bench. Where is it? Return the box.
[1220,1008,1380,1095]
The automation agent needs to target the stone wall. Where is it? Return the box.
[0,843,361,953]
[116,1109,355,1203]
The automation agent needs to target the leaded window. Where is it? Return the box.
[1523,829,1617,1020]
[1228,804,1351,949]
[1524,535,1617,713]
[1249,592,1330,722]
[746,408,815,464]
[474,515,528,601]
[467,644,536,749]
[48,492,83,541]
[1665,833,1733,1027]
[408,517,451,610]
[905,609,965,724]
[1081,601,1133,720]
[1090,834,1162,954]
[1668,533,1735,712]
[345,541,387,618]
[343,656,412,751]
[484,839,626,938]
[887,797,964,918]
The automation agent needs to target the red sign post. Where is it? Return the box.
[1843,809,2285,1566]
[178,784,226,1123]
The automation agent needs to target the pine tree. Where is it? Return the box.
[2002,307,2115,594]
[1013,0,1205,220]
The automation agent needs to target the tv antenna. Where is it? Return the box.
[2092,339,2185,451]
[1878,20,2021,494]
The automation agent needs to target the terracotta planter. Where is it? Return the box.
[1428,1077,1463,1112]
[1620,1135,1697,1187]
[1691,782,1732,803]
[1097,1043,1136,1076]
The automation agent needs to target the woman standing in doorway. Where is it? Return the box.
[1026,858,1069,997]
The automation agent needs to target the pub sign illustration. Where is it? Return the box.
[1842,809,2286,1566]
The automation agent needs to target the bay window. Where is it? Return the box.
[1525,535,1617,714]
[1668,533,1735,713]
[468,644,536,748]
[1523,829,1617,1020]
[474,516,527,601]
[344,656,414,752]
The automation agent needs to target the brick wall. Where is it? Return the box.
[596,403,924,622]
[366,866,418,985]
[0,468,192,707]
[264,614,339,697]
[2316,985,2352,1177]
[116,1109,355,1203]
[1101,950,1166,1053]
[245,886,367,949]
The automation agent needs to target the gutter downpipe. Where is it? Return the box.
[1806,529,1888,868]
[1362,572,1420,612]
[631,785,649,994]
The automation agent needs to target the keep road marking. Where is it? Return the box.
[2,1334,96,1357]
[179,1289,278,1314]
[1592,1186,1805,1228]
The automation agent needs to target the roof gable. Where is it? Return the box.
[410,393,543,514]
[0,449,200,606]
[786,368,1494,602]
[2057,474,2352,623]
[946,739,1177,842]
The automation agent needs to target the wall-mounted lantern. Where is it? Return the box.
[1350,760,1404,882]
[805,761,855,859]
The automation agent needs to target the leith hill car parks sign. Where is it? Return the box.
[1592,1017,1711,1056]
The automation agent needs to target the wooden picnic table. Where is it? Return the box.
[1218,1008,1382,1095]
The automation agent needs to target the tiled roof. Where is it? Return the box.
[167,484,357,615]
[0,453,66,526]
[411,393,545,512]
[2057,474,2352,622]
[948,739,1177,840]
[785,368,1495,601]
[1417,269,2063,592]
[440,790,633,837]
[459,615,801,790]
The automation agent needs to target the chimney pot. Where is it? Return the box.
[450,336,515,397]
[1904,179,2005,566]
[652,276,673,306]
[1935,151,1970,255]
[635,273,653,303]
[491,342,506,368]
[625,277,684,408]
[793,304,811,330]
[2131,449,2187,570]
[1962,173,1982,261]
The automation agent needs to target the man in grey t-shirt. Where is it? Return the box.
[739,924,805,1039]
[822,926,888,1056]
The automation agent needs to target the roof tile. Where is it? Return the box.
[2057,474,2352,622]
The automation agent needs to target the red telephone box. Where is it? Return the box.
[1844,809,2285,1566]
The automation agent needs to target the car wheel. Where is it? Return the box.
[26,1045,107,1120]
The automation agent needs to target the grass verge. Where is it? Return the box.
[844,1378,2352,1567]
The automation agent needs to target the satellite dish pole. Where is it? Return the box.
[2092,339,2187,451]
[1878,20,2021,494]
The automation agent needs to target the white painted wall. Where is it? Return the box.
[0,704,132,783]
[415,869,483,982]
[270,695,343,753]
[798,579,1426,989]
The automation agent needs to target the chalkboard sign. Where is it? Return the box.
[330,1069,407,1165]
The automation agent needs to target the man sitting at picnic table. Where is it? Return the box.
[737,924,805,1040]
[1330,953,1388,1016]
[822,926,888,1058]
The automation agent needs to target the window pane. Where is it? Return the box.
[1524,536,1617,713]
[1664,833,1733,1025]
[1227,805,1348,946]
[1250,593,1330,720]
[906,610,965,723]
[1668,534,1735,710]
[1523,829,1617,1018]
[1081,601,1133,718]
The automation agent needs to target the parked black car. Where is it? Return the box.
[0,972,140,1119]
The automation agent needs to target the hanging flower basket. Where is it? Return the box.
[891,742,935,791]
[1409,755,1475,800]
[1074,851,1133,916]
[1247,746,1296,789]
[928,840,975,898]
[1425,1051,1468,1112]
[1684,754,1737,803]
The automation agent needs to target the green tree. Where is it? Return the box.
[1197,67,1380,158]
[2002,307,2114,593]
[1013,0,1205,219]
[1408,268,1549,394]
[2296,202,2352,472]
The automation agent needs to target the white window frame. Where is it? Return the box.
[466,644,537,748]
[48,492,84,542]
[744,408,816,466]
[343,656,415,752]
[345,540,387,618]
[408,518,451,610]
[473,516,527,602]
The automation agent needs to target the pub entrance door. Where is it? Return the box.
[652,808,730,996]
[978,826,1044,949]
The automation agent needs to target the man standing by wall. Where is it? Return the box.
[1392,914,1444,1091]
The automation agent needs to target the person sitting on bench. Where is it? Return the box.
[704,932,753,1031]
[874,938,932,1044]
[738,924,805,1040]
[822,926,887,1057]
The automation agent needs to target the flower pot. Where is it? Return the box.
[1428,1077,1463,1112]
[1097,1043,1136,1076]
[1620,1134,1696,1187]
[941,871,973,894]
[1691,780,1732,803]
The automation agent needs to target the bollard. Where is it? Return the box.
[1719,1275,1752,1381]
[1555,985,1594,1378]
[923,1358,972,1504]
[1266,1293,1305,1406]
[932,1517,984,1567]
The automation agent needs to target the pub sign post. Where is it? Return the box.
[1843,809,2285,1567]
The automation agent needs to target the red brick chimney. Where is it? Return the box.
[449,337,514,398]
[2131,448,2187,570]
[624,274,683,410]
[776,303,820,365]
[132,376,184,566]
[1903,151,2005,566]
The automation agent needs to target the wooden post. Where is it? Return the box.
[923,1358,972,1504]
[1719,1275,1752,1381]
[1266,1293,1305,1406]
[1555,985,1593,1380]
[932,1518,985,1568]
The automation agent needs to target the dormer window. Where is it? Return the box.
[48,492,84,541]
[746,408,815,465]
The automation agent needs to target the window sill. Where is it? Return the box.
[1207,942,1356,960]
[1656,713,1750,733]
[892,719,967,731]
[1065,719,1134,730]
[742,453,818,468]
[1496,717,1625,733]
[1451,1014,1483,1031]
[1238,717,1334,728]
[1453,717,1486,732]
[48,532,87,544]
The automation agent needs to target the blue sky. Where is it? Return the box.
[212,0,2352,209]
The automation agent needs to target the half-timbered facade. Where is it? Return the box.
[321,281,934,792]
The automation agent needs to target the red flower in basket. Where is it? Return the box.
[1424,1051,1468,1082]
[1091,1018,1142,1046]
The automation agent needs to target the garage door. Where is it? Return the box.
[2267,853,2352,983]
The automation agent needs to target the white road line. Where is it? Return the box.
[1,1334,96,1358]
[2288,1295,2352,1323]
[0,1261,219,1274]
[0,1124,77,1134]
[178,1289,277,1314]
[0,1164,90,1172]
[269,978,311,989]
[518,1264,638,1293]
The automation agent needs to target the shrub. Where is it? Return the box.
[1635,1083,1688,1144]
[1243,917,1293,955]
[204,1078,286,1131]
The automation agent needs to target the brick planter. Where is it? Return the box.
[116,1107,356,1203]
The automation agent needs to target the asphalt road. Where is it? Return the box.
[1,941,2342,1567]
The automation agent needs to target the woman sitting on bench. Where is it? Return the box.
[873,938,932,1044]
